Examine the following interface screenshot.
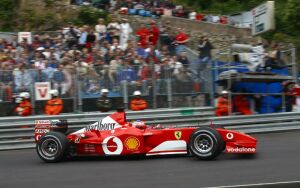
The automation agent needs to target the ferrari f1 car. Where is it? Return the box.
[34,111,257,162]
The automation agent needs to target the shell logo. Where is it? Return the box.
[125,137,140,151]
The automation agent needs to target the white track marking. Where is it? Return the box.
[206,180,300,188]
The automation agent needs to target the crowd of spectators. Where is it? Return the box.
[71,0,229,25]
[0,16,208,103]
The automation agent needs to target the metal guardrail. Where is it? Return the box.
[1,108,300,151]
[213,112,300,133]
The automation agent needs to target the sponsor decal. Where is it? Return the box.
[84,144,95,152]
[146,140,187,155]
[75,137,81,143]
[86,120,116,131]
[174,131,182,140]
[35,129,50,134]
[35,120,51,125]
[227,147,256,153]
[226,133,234,140]
[35,135,42,141]
[102,136,123,155]
[124,137,140,151]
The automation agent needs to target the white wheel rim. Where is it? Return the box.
[194,133,214,154]
[40,138,59,157]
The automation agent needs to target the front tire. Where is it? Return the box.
[189,127,224,160]
[36,132,69,163]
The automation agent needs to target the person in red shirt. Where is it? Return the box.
[219,16,228,24]
[149,21,160,46]
[175,28,189,45]
[233,94,252,115]
[174,28,189,55]
[45,90,63,115]
[292,84,300,112]
[136,24,150,49]
[15,92,32,116]
[196,13,205,21]
[215,90,231,116]
[282,81,296,112]
[130,91,148,111]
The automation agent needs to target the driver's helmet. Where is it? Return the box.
[132,120,146,127]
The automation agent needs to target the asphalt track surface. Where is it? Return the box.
[0,131,300,188]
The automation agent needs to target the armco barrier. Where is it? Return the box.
[1,108,300,151]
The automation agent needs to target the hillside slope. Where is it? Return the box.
[0,0,78,31]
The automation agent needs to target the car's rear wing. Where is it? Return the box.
[34,120,68,142]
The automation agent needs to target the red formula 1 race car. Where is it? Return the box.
[34,111,257,162]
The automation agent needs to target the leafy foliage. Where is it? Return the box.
[0,0,17,31]
[177,0,300,55]
[183,0,300,35]
[284,0,300,35]
[77,7,108,25]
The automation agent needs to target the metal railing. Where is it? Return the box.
[2,107,300,151]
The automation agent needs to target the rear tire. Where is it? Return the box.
[36,132,69,163]
[189,127,224,160]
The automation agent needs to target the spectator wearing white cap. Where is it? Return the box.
[215,90,231,117]
[97,88,112,112]
[130,90,148,111]
[14,92,32,116]
[45,89,63,115]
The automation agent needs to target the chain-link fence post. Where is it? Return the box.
[77,73,82,113]
[167,75,172,108]
[31,81,35,115]
[292,48,298,83]
[151,60,157,109]
[122,80,128,109]
[73,71,78,113]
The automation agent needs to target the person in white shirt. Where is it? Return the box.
[107,19,121,41]
[95,18,107,43]
[120,19,133,50]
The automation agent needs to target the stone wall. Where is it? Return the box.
[124,15,262,60]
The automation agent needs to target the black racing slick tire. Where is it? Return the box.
[189,127,224,160]
[36,132,69,163]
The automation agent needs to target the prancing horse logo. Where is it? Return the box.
[174,131,182,140]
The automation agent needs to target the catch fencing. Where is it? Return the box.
[0,60,212,115]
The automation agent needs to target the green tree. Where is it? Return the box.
[78,7,108,25]
[284,0,300,36]
[0,0,17,31]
